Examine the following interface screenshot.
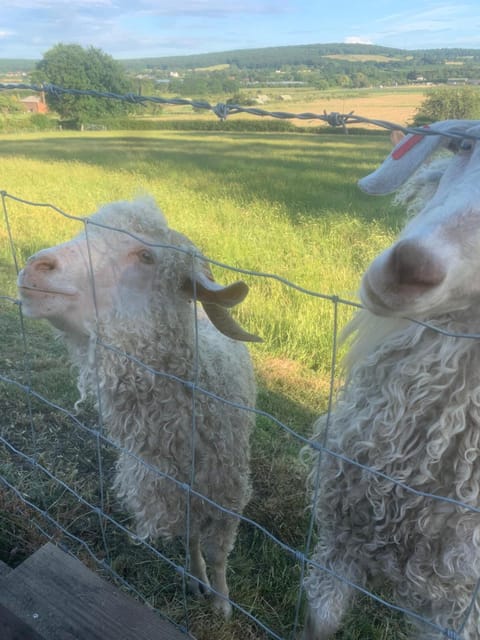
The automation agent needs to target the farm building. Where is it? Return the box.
[20,95,48,113]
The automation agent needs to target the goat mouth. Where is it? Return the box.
[361,277,394,316]
[362,275,443,318]
[18,285,77,297]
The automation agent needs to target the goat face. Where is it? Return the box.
[17,229,162,335]
[359,121,480,319]
[18,199,261,343]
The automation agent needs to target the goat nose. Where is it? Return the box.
[28,252,58,272]
[389,240,446,289]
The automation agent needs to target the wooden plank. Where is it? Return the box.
[0,602,46,640]
[0,543,187,640]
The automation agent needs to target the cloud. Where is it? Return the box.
[3,0,480,60]
[7,0,114,7]
[371,2,479,44]
[344,36,374,45]
[123,0,293,18]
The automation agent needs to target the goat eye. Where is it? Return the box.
[138,249,154,265]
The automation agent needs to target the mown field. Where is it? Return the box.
[156,85,426,131]
[0,123,410,639]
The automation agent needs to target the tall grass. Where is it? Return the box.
[0,129,408,639]
[0,130,398,374]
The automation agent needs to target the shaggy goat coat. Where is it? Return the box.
[304,121,480,640]
[305,312,480,639]
[18,198,258,617]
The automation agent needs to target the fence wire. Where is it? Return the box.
[3,80,480,142]
[1,189,479,640]
[1,83,480,639]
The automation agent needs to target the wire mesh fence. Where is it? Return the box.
[1,189,478,640]
[1,190,339,640]
[1,85,480,639]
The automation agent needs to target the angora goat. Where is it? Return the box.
[17,197,260,618]
[304,120,480,640]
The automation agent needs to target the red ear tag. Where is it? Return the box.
[391,126,430,160]
[392,134,424,159]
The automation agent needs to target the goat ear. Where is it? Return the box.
[359,120,478,195]
[182,267,262,343]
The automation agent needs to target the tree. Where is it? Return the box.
[34,44,134,125]
[0,93,22,114]
[352,72,369,88]
[168,71,239,97]
[413,85,480,125]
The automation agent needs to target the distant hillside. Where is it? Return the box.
[121,43,406,71]
[120,42,480,72]
[116,43,480,92]
[1,44,480,76]
[0,59,36,74]
[1,43,479,91]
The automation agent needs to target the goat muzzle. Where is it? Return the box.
[389,240,446,290]
[361,240,446,316]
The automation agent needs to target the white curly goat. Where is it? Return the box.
[17,196,260,618]
[304,120,480,639]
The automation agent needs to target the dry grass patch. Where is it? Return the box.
[255,355,333,412]
[290,89,426,129]
[323,54,401,63]
[155,87,427,130]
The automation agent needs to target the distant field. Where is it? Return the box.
[322,54,401,62]
[196,63,231,72]
[290,87,426,128]
[159,86,427,130]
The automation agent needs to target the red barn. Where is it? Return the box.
[20,95,48,114]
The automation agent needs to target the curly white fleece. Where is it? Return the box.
[61,200,256,617]
[304,154,480,639]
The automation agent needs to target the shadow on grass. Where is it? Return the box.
[0,132,398,228]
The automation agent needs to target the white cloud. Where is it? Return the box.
[7,0,114,7]
[344,36,374,45]
[131,0,292,17]
[2,0,480,60]
[372,2,479,44]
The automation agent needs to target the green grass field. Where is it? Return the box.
[0,129,409,639]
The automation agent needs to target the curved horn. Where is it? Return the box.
[358,120,479,195]
[182,263,262,342]
[186,268,249,308]
[202,302,262,343]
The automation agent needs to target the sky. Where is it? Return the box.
[1,0,480,60]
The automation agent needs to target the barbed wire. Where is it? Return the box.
[2,80,480,141]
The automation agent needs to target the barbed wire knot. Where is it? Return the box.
[323,110,354,133]
[43,82,62,98]
[124,92,143,104]
[213,102,230,120]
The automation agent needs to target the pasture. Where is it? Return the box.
[157,85,426,131]
[0,126,408,639]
